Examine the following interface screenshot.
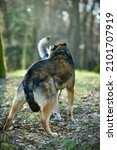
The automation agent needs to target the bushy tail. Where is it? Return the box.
[37,36,51,59]
[23,81,40,112]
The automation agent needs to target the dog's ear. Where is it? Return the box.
[62,43,67,46]
[51,45,57,51]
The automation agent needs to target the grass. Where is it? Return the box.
[0,69,100,150]
[7,70,26,77]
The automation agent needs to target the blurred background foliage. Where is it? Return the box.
[0,0,100,72]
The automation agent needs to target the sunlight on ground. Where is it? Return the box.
[8,70,26,77]
[75,69,99,79]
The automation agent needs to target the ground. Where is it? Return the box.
[0,70,100,150]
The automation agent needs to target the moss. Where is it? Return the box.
[0,28,7,78]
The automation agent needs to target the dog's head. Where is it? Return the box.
[48,43,67,59]
[51,43,67,51]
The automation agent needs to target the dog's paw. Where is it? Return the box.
[53,113,62,121]
[54,115,62,121]
[51,132,58,137]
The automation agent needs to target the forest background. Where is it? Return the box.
[0,0,100,72]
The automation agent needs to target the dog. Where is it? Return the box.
[3,43,75,136]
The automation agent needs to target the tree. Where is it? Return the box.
[0,28,7,78]
[70,0,80,68]
[1,0,100,71]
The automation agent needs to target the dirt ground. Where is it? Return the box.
[0,71,100,150]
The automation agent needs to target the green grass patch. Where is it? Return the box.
[75,69,99,98]
[7,70,26,77]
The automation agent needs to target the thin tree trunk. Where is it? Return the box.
[82,0,88,69]
[87,1,96,70]
[0,28,7,78]
[70,0,80,68]
[21,29,28,70]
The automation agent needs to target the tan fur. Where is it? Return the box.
[67,87,74,121]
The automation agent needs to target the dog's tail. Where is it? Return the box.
[37,36,51,59]
[23,80,40,112]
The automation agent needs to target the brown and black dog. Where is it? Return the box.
[3,43,75,136]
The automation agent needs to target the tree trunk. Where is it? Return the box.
[21,29,28,70]
[83,0,96,70]
[87,1,96,70]
[0,28,7,78]
[70,0,80,68]
[82,0,88,69]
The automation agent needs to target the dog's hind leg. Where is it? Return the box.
[41,99,58,136]
[66,86,74,121]
[4,84,25,130]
